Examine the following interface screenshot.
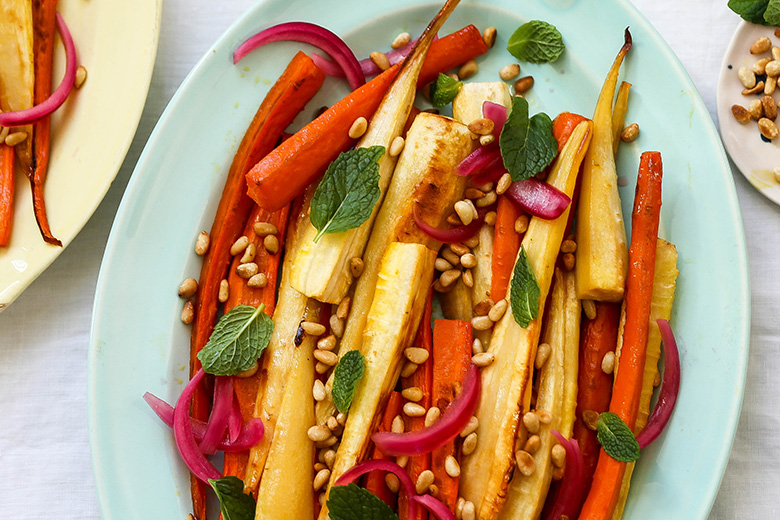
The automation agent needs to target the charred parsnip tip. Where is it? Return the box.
[318,242,436,520]
[575,29,632,302]
[460,120,592,520]
[289,0,462,304]
[314,112,472,425]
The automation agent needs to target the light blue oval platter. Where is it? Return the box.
[88,0,750,519]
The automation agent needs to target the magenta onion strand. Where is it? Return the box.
[456,144,502,176]
[228,392,242,444]
[505,178,571,220]
[199,376,234,455]
[413,495,458,520]
[172,370,221,482]
[482,101,508,137]
[545,431,586,520]
[413,206,485,244]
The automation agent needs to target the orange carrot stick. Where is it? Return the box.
[246,25,488,212]
[430,319,472,513]
[571,302,620,491]
[30,0,61,246]
[189,51,325,520]
[578,151,663,520]
[0,144,14,247]
[365,391,405,508]
[491,195,522,300]
[552,112,589,153]
[399,290,434,520]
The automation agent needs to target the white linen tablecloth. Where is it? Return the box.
[0,0,776,518]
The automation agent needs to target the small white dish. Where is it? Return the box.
[717,20,780,205]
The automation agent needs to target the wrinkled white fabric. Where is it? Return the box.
[0,0,775,518]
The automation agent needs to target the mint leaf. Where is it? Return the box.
[507,20,565,63]
[765,0,780,24]
[209,477,256,520]
[499,96,558,182]
[430,73,463,107]
[729,0,770,24]
[596,412,640,463]
[327,484,398,520]
[510,246,540,328]
[310,146,384,242]
[332,350,365,413]
[197,304,273,376]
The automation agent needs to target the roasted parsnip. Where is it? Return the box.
[576,31,632,302]
[289,0,461,304]
[460,121,592,520]
[561,269,581,435]
[318,242,436,519]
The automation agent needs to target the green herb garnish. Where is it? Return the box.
[430,73,463,107]
[327,484,398,520]
[499,96,558,182]
[596,411,641,463]
[509,246,540,328]
[197,304,273,376]
[507,20,565,63]
[209,476,256,520]
[332,350,366,413]
[728,0,773,24]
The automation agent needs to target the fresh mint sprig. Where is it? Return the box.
[596,411,641,463]
[509,246,540,328]
[209,476,256,520]
[197,304,273,376]
[430,73,463,107]
[327,484,398,520]
[499,96,558,182]
[507,20,565,63]
[332,350,366,414]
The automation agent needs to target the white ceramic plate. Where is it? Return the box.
[0,0,162,311]
[717,20,780,205]
[90,1,750,519]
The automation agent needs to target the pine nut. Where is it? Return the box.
[450,243,470,256]
[397,455,409,468]
[327,415,340,431]
[315,362,330,374]
[751,36,772,54]
[749,98,764,120]
[499,64,521,81]
[462,500,476,520]
[439,269,462,288]
[523,411,541,434]
[472,338,484,355]
[460,253,477,269]
[496,173,512,195]
[392,32,411,49]
[537,410,552,424]
[460,416,479,437]
[462,432,478,455]
[389,136,405,157]
[488,299,508,322]
[582,410,600,430]
[476,190,497,208]
[601,351,616,374]
[738,66,757,88]
[463,269,474,288]
[471,316,493,331]
[314,468,331,490]
[515,215,529,234]
[754,57,772,75]
[732,104,750,124]
[448,72,460,82]
[195,231,210,255]
[582,299,597,320]
[181,300,194,324]
[370,51,391,71]
[535,342,552,369]
[442,248,461,266]
[425,406,441,427]
[330,314,344,337]
[314,349,339,366]
[474,298,493,316]
[318,335,337,351]
[253,222,278,236]
[400,360,419,378]
[318,492,327,506]
[551,444,567,468]
[743,81,765,95]
[236,262,259,279]
[773,46,780,61]
[404,402,426,417]
[324,449,336,468]
[465,188,485,199]
[620,123,639,142]
[468,118,495,136]
[515,450,536,476]
[263,234,279,254]
[524,434,541,454]
[456,497,466,520]
[767,75,778,95]
[445,455,461,477]
[435,258,454,271]
[230,236,249,256]
[240,243,256,263]
[314,462,327,472]
[301,321,327,336]
[247,273,268,288]
[336,297,351,320]
[405,347,430,365]
[74,65,88,88]
[313,380,326,401]
[455,200,476,225]
[562,253,575,271]
[561,239,577,253]
[446,213,462,226]
[349,257,364,278]
[392,415,405,433]
[485,210,497,226]
[458,60,479,80]
[416,470,435,494]
[218,279,229,302]
[763,95,778,120]
[385,473,400,493]
[514,76,534,94]
[402,386,424,402]
[307,425,331,442]
[473,352,495,367]
[767,60,780,77]
[4,131,27,147]
[178,278,198,298]
[482,26,497,48]
[336,412,347,425]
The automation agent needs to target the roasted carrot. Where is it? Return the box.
[399,290,433,520]
[246,25,488,212]
[29,0,60,245]
[552,112,589,153]
[188,52,325,520]
[365,391,405,508]
[0,144,14,247]
[219,204,290,499]
[430,319,472,513]
[491,195,522,301]
[578,151,663,520]
[572,301,621,491]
